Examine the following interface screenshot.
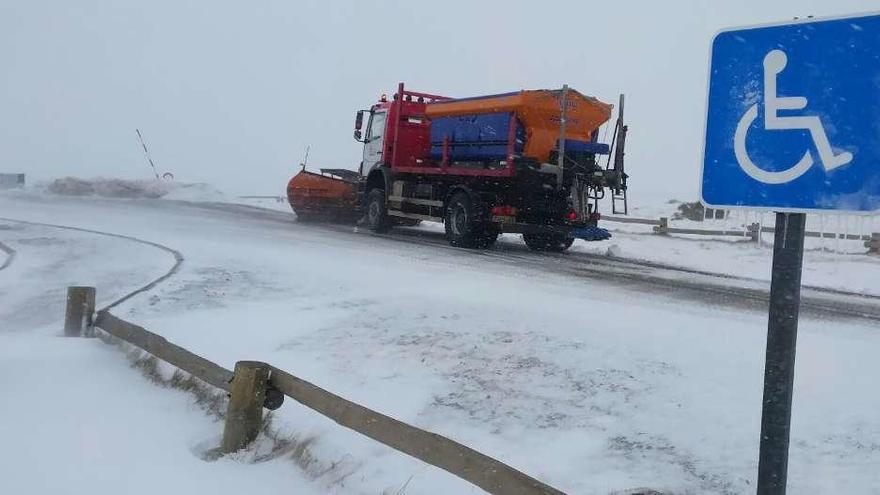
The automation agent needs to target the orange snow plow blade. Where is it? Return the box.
[287,168,359,222]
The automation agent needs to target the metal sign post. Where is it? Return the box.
[700,13,880,494]
[756,212,805,494]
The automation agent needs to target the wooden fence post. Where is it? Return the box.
[653,217,669,235]
[221,361,270,454]
[64,286,95,337]
[748,222,761,243]
[865,233,880,254]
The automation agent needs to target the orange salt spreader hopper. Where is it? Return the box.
[424,88,614,163]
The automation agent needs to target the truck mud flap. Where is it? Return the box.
[499,222,611,241]
[569,226,612,241]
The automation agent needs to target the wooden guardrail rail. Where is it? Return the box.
[266,365,562,495]
[94,311,234,391]
[68,289,564,495]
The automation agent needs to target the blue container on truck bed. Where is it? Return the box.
[429,112,525,161]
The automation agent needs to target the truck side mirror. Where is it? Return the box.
[354,110,365,142]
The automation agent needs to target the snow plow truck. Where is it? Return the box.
[287,83,629,252]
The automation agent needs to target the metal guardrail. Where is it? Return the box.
[603,216,661,226]
[0,172,25,189]
[604,215,878,251]
[64,289,564,495]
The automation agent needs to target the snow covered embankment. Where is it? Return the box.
[0,220,317,495]
[41,176,227,202]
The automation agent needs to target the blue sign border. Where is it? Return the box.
[699,11,880,215]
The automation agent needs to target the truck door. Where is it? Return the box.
[360,110,387,176]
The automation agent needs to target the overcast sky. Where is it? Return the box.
[1,0,876,198]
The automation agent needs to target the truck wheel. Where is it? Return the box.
[523,234,574,252]
[445,191,492,248]
[364,189,391,233]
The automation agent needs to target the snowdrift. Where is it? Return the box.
[43,177,225,201]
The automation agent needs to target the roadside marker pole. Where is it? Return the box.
[756,212,806,494]
[136,128,161,180]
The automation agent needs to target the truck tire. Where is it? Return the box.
[523,234,574,252]
[444,191,495,248]
[364,188,391,233]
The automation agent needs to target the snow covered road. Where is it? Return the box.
[207,200,880,324]
[0,220,173,330]
[2,191,878,494]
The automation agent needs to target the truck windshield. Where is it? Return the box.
[367,112,385,142]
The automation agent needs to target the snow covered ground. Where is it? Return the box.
[597,191,880,297]
[2,188,879,494]
[0,217,316,494]
[575,221,880,298]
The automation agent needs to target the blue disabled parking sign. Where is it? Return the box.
[701,14,880,212]
[702,14,880,495]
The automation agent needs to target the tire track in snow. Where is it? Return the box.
[0,217,183,311]
[175,201,880,323]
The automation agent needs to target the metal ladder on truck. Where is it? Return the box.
[607,94,629,215]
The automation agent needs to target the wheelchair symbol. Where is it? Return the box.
[734,49,853,184]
